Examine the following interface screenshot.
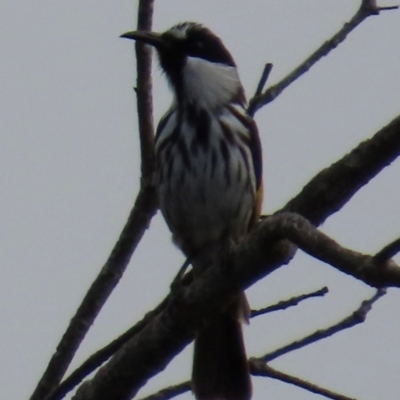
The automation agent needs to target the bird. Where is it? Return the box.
[121,22,263,400]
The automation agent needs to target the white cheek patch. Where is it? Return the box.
[183,57,241,109]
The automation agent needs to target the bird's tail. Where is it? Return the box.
[192,292,252,400]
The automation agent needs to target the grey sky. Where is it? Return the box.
[1,1,400,399]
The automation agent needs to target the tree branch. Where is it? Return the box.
[48,286,327,400]
[250,361,358,400]
[29,3,156,400]
[70,108,400,400]
[262,214,400,287]
[119,288,382,400]
[247,63,272,116]
[39,2,400,398]
[251,287,328,318]
[249,289,386,399]
[44,298,169,400]
[135,1,156,181]
[261,289,386,362]
[282,113,400,226]
[374,237,400,263]
[138,382,191,400]
[70,209,398,400]
[248,1,398,115]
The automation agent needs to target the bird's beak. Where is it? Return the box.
[120,31,165,49]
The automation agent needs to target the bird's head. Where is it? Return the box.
[121,23,243,106]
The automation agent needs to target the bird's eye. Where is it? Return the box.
[188,40,204,52]
[186,40,205,56]
[195,41,204,49]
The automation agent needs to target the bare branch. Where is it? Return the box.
[127,288,381,400]
[69,221,295,399]
[374,237,400,263]
[44,297,169,400]
[70,210,395,400]
[250,288,386,399]
[30,2,400,399]
[70,112,400,400]
[135,1,156,181]
[261,289,386,362]
[46,286,327,400]
[138,381,191,400]
[29,3,156,400]
[247,63,272,116]
[43,5,399,396]
[139,360,358,400]
[249,1,398,114]
[283,113,400,226]
[264,213,400,287]
[250,361,358,400]
[361,0,399,12]
[251,287,328,318]
[32,182,158,400]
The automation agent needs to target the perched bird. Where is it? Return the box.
[121,22,263,400]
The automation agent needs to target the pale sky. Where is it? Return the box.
[1,1,400,399]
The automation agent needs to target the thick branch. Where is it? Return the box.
[111,288,381,400]
[71,109,400,399]
[71,209,399,400]
[282,113,400,225]
[29,0,399,398]
[70,220,296,399]
[267,214,400,287]
[50,287,327,400]
[29,3,156,400]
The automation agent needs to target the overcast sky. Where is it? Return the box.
[1,1,400,399]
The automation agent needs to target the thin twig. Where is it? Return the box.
[251,287,328,317]
[261,289,386,362]
[28,3,156,400]
[250,361,358,400]
[249,1,398,115]
[374,237,400,263]
[247,63,272,116]
[120,289,382,400]
[361,0,398,12]
[138,381,191,400]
